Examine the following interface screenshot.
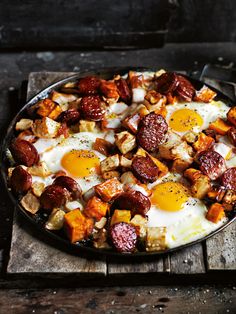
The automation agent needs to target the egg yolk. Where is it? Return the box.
[169,109,203,132]
[151,182,190,212]
[61,150,100,178]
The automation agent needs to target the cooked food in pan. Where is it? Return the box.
[6,70,236,253]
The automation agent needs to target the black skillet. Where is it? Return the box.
[1,67,236,260]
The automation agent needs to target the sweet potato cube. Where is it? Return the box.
[206,203,225,223]
[64,209,94,243]
[84,196,110,221]
[209,118,231,135]
[227,107,236,126]
[37,98,62,120]
[193,133,214,152]
[110,209,131,225]
[93,138,114,156]
[194,85,217,103]
[95,178,123,202]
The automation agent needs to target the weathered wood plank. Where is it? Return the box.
[169,244,205,274]
[7,211,106,275]
[206,222,236,270]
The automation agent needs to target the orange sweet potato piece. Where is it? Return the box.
[194,86,216,103]
[209,118,231,135]
[110,209,131,225]
[37,99,62,120]
[100,80,119,99]
[193,133,215,152]
[93,138,114,156]
[206,203,225,223]
[227,107,236,127]
[84,196,109,221]
[64,209,94,243]
[95,178,123,202]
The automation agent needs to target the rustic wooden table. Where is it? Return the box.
[0,44,236,313]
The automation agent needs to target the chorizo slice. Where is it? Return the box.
[77,76,100,95]
[115,78,131,103]
[221,168,236,191]
[132,155,159,183]
[57,109,80,125]
[40,185,70,211]
[80,95,105,121]
[137,112,168,152]
[175,75,195,102]
[113,190,151,216]
[53,176,82,199]
[198,150,226,180]
[110,222,137,253]
[10,166,32,193]
[155,72,179,94]
[9,139,39,166]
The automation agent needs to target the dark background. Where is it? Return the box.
[0,0,236,49]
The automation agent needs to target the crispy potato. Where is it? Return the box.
[227,106,236,126]
[193,133,215,152]
[50,90,77,110]
[206,203,225,223]
[115,131,136,154]
[27,161,51,177]
[15,119,33,131]
[119,155,132,168]
[45,208,65,230]
[31,181,45,197]
[209,118,231,135]
[84,196,110,221]
[20,191,40,214]
[93,138,114,156]
[79,120,97,132]
[184,168,211,199]
[171,159,191,173]
[36,99,62,120]
[130,214,147,239]
[146,227,167,252]
[94,217,107,229]
[95,178,123,202]
[102,170,120,180]
[32,117,61,138]
[100,154,120,173]
[194,85,217,103]
[122,113,141,134]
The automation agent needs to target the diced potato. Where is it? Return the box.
[15,119,33,131]
[227,106,236,127]
[64,209,94,243]
[79,120,96,132]
[83,196,110,221]
[184,168,211,199]
[82,187,96,202]
[120,171,138,185]
[130,214,147,239]
[36,98,62,120]
[122,113,141,134]
[144,90,167,116]
[65,200,83,211]
[171,141,193,163]
[27,161,51,177]
[146,227,167,252]
[206,203,225,223]
[193,133,215,152]
[95,217,107,229]
[119,155,132,168]
[222,189,236,205]
[171,159,191,173]
[20,191,40,214]
[31,181,45,197]
[158,131,182,159]
[115,131,136,154]
[209,118,231,135]
[50,90,77,110]
[182,131,198,144]
[110,209,131,225]
[95,178,123,202]
[102,170,120,180]
[194,85,217,103]
[93,138,114,156]
[32,117,61,138]
[45,208,65,230]
[100,154,120,173]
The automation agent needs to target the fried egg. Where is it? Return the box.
[32,132,107,193]
[166,101,229,135]
[147,173,226,248]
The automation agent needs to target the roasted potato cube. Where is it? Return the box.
[171,159,191,173]
[122,113,141,134]
[102,170,120,180]
[120,171,138,185]
[20,191,40,214]
[84,196,110,221]
[110,209,131,225]
[194,85,217,103]
[64,209,94,243]
[100,154,120,173]
[95,217,107,229]
[45,208,65,230]
[227,106,236,126]
[36,99,62,120]
[95,178,123,202]
[15,119,33,131]
[144,90,167,116]
[130,214,147,239]
[206,203,225,223]
[50,90,77,110]
[79,120,96,132]
[31,181,45,197]
[119,155,132,168]
[209,118,231,135]
[93,138,114,156]
[158,131,182,159]
[182,131,198,144]
[115,131,136,154]
[193,132,215,152]
[171,141,193,163]
[27,161,51,177]
[184,168,211,199]
[146,227,167,252]
[32,117,61,138]
[222,189,236,204]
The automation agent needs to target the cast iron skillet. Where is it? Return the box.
[1,67,236,260]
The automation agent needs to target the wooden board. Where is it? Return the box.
[7,71,236,279]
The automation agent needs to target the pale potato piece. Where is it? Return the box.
[20,191,40,214]
[15,119,33,131]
